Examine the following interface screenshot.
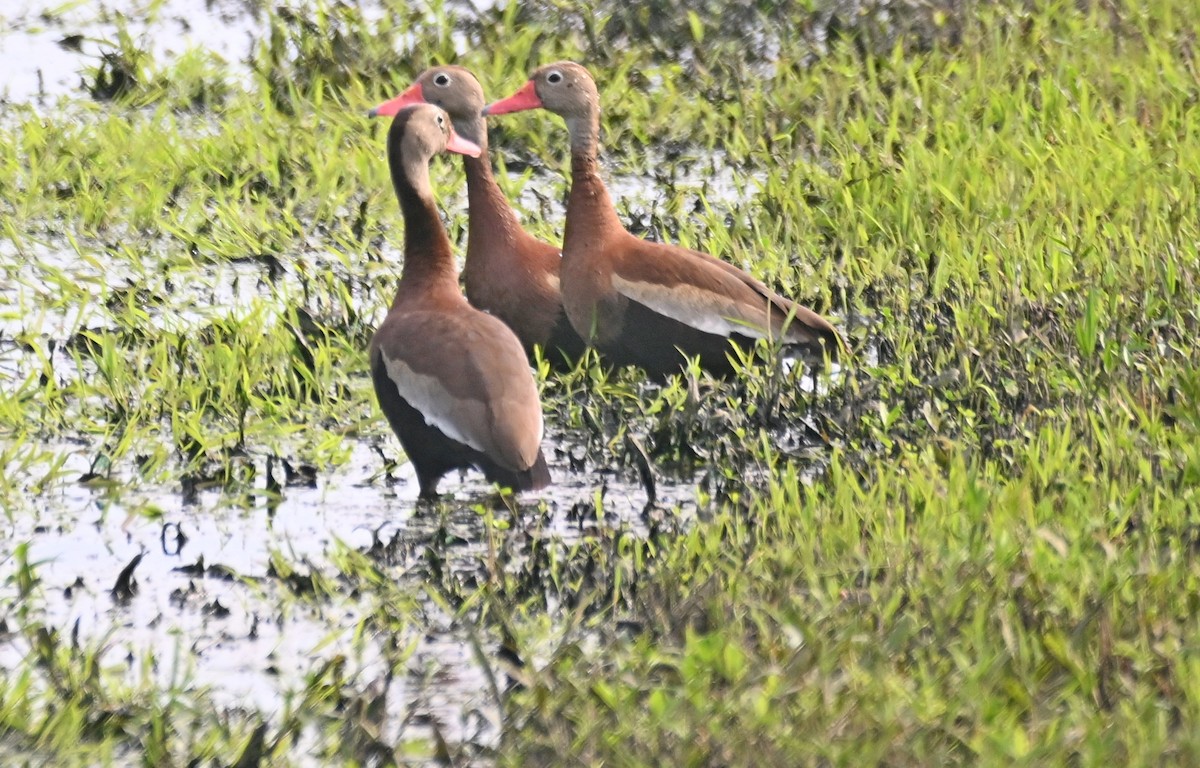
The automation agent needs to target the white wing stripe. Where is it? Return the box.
[381,351,490,453]
[611,275,771,339]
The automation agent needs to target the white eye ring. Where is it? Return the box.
[547,70,563,84]
[434,73,451,87]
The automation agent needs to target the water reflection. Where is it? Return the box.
[0,435,698,752]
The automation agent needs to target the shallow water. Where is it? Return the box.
[0,0,505,106]
[0,434,696,752]
[0,0,269,104]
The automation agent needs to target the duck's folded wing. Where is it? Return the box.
[373,311,544,470]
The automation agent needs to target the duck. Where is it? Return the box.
[484,61,845,378]
[371,66,587,369]
[369,103,551,497]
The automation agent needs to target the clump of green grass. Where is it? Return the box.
[500,424,1200,763]
[484,0,1200,762]
[0,553,266,766]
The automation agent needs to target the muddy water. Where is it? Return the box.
[0,0,269,103]
[0,0,497,105]
[0,435,695,750]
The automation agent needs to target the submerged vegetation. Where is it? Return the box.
[1,0,1199,764]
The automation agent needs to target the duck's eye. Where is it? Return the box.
[434,73,451,87]
[436,114,445,128]
[547,70,563,84]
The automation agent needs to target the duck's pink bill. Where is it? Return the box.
[445,129,482,158]
[369,82,424,117]
[482,80,542,116]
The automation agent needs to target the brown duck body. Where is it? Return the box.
[486,62,845,378]
[372,67,586,369]
[370,104,550,497]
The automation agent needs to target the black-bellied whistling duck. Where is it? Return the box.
[484,62,845,378]
[371,66,587,369]
[369,103,550,497]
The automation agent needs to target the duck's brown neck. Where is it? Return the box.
[388,143,459,303]
[565,109,622,241]
[461,126,523,241]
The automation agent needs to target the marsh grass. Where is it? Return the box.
[1,0,1199,763]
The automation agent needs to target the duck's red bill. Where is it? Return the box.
[482,80,542,115]
[445,128,482,158]
[369,82,424,117]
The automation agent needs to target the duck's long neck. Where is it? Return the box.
[459,117,524,245]
[565,109,622,242]
[388,142,459,303]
